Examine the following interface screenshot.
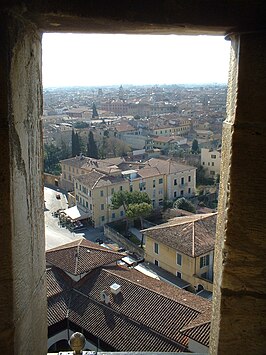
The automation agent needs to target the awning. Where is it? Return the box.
[61,205,90,222]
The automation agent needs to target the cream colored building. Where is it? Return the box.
[61,156,196,227]
[143,213,217,292]
[152,124,190,137]
[145,158,196,200]
[201,148,221,177]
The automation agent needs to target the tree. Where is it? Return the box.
[111,191,152,233]
[126,202,152,229]
[92,102,99,118]
[173,197,196,213]
[87,131,98,158]
[196,165,215,186]
[107,137,130,157]
[43,143,62,175]
[60,140,71,160]
[191,139,200,154]
[73,121,89,129]
[71,129,81,157]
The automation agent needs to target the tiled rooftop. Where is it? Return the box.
[47,259,211,352]
[145,158,196,174]
[142,213,217,257]
[46,239,125,276]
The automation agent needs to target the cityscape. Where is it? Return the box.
[44,83,225,353]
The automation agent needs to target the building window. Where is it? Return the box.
[211,154,216,159]
[188,175,191,182]
[174,178,177,186]
[101,204,104,210]
[120,186,123,191]
[153,180,156,188]
[111,188,114,194]
[176,271,182,278]
[212,162,214,166]
[174,191,177,198]
[176,253,182,265]
[120,211,124,217]
[202,162,205,165]
[154,259,159,266]
[188,188,191,194]
[159,178,163,184]
[200,254,210,268]
[210,170,215,175]
[100,190,104,197]
[201,272,208,279]
[101,216,105,222]
[90,204,92,210]
[181,177,184,185]
[154,242,159,254]
[180,190,184,196]
[112,212,115,219]
[86,201,88,208]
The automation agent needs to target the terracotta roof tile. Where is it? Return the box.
[46,266,72,298]
[143,213,217,257]
[146,158,196,174]
[47,245,211,352]
[46,239,125,275]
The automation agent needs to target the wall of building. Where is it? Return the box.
[166,169,196,199]
[145,236,213,292]
[201,148,221,177]
[0,13,47,354]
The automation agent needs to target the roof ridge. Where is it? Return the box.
[79,243,125,256]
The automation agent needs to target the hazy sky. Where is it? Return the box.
[42,33,231,88]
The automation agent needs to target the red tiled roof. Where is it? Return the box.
[180,309,212,347]
[46,266,72,298]
[69,266,211,351]
[143,213,217,257]
[48,291,71,327]
[146,158,195,174]
[47,249,211,352]
[46,239,125,275]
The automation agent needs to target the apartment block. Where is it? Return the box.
[61,156,196,227]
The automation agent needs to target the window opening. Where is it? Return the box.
[42,32,230,353]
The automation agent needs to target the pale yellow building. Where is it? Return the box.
[145,158,196,200]
[201,148,221,177]
[63,156,196,227]
[143,213,217,292]
[152,124,190,137]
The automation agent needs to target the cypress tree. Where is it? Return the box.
[92,102,99,118]
[87,131,98,158]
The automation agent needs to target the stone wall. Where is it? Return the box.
[44,172,59,187]
[0,13,47,355]
[104,225,144,258]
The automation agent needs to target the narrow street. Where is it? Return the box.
[44,186,104,250]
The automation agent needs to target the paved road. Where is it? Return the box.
[44,186,104,250]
